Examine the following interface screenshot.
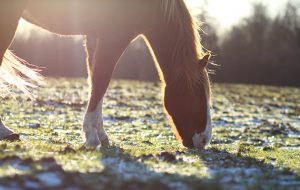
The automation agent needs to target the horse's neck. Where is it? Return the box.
[145,22,199,86]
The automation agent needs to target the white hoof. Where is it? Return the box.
[100,137,110,147]
[97,128,110,147]
[83,127,101,148]
[83,100,109,148]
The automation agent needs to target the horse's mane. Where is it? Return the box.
[159,0,210,97]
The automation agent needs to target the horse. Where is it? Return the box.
[0,0,212,149]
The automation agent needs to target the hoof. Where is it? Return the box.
[100,138,110,147]
[1,133,20,142]
[84,137,101,148]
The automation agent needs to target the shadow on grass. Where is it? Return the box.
[0,144,299,190]
[190,147,300,189]
[0,145,220,190]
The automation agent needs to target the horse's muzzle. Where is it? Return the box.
[182,131,211,149]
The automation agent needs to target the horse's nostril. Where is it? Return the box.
[182,139,194,148]
[192,133,202,148]
[192,133,208,149]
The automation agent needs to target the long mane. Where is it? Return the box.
[159,0,210,96]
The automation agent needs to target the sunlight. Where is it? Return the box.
[186,0,201,7]
[16,18,34,40]
[186,0,251,30]
[186,0,201,15]
[15,1,256,35]
[15,1,292,38]
[18,18,29,29]
[206,0,251,27]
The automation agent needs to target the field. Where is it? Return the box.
[0,78,299,190]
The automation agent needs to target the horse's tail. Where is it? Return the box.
[0,50,43,98]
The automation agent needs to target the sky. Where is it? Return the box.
[187,0,300,32]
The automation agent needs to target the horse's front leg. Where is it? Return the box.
[83,36,105,147]
[83,32,133,148]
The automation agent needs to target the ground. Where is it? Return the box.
[0,78,299,190]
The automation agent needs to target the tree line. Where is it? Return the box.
[202,2,300,86]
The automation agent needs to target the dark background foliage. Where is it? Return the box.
[204,3,300,86]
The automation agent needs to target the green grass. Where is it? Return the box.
[0,78,299,190]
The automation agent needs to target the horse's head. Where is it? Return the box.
[164,54,211,149]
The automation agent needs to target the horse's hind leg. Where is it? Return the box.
[0,1,27,141]
[0,0,27,64]
[0,118,20,141]
[83,31,134,147]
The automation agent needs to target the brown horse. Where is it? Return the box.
[0,0,212,148]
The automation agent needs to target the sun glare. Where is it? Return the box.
[186,0,201,15]
[18,19,28,29]
[16,1,287,37]
[206,0,251,27]
[16,18,35,39]
[187,0,253,32]
[186,0,201,7]
[186,0,252,28]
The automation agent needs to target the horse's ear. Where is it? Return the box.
[198,54,211,68]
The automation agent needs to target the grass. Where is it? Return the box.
[0,78,299,190]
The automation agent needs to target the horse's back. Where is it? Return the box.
[23,0,157,35]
